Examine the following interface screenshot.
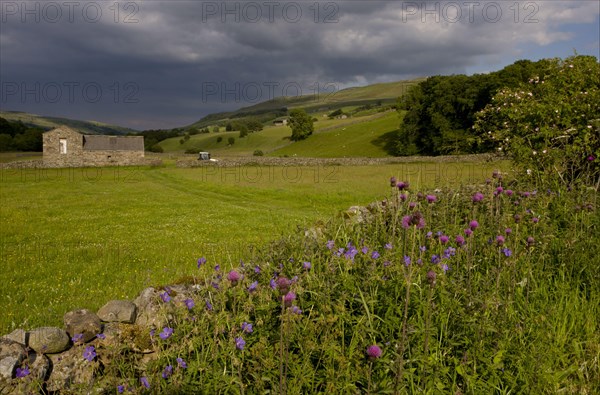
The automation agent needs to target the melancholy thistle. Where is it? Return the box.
[455,235,465,246]
[439,235,449,244]
[390,176,397,187]
[276,277,292,293]
[366,345,382,360]
[496,235,505,246]
[397,181,409,191]
[83,346,96,362]
[426,270,436,287]
[469,220,479,230]
[401,211,426,229]
[472,192,484,202]
[227,270,241,284]
[526,236,535,247]
[283,291,296,307]
[426,194,437,203]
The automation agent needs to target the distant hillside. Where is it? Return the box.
[0,111,139,135]
[185,78,424,130]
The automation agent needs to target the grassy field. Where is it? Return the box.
[160,110,400,157]
[0,159,506,333]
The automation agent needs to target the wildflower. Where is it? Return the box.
[397,181,409,190]
[505,228,512,235]
[532,217,539,223]
[455,235,465,246]
[526,236,535,247]
[441,264,449,273]
[291,305,302,314]
[160,327,174,340]
[160,292,171,303]
[506,189,513,197]
[140,377,150,389]
[502,248,512,257]
[371,251,380,259]
[431,255,440,264]
[245,281,257,293]
[83,346,96,362]
[345,246,359,260]
[383,260,391,267]
[303,261,311,270]
[426,270,436,287]
[214,264,220,271]
[469,220,479,230]
[162,365,173,379]
[241,322,253,334]
[283,291,296,307]
[403,256,411,266]
[409,202,417,209]
[426,231,433,238]
[514,214,521,223]
[426,194,437,203]
[588,155,595,161]
[15,367,30,378]
[419,245,427,252]
[385,243,393,250]
[366,345,382,360]
[390,176,397,187]
[117,385,124,393]
[184,298,195,310]
[495,186,504,195]
[227,270,241,284]
[464,228,473,237]
[361,246,369,254]
[72,333,84,343]
[235,337,246,351]
[496,235,505,246]
[439,235,449,244]
[96,333,106,340]
[399,193,407,201]
[326,240,335,250]
[269,278,277,290]
[254,265,261,274]
[205,300,213,311]
[276,277,292,293]
[402,211,426,229]
[177,357,188,369]
[197,257,206,268]
[443,247,456,258]
[472,192,484,202]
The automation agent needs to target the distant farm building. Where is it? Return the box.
[43,126,144,167]
[273,119,288,126]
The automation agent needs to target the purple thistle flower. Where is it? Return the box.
[439,235,449,244]
[527,236,535,247]
[235,337,246,350]
[401,215,411,229]
[184,298,195,310]
[397,181,409,191]
[403,256,411,266]
[469,220,479,230]
[162,365,173,379]
[371,251,380,259]
[496,235,505,246]
[276,277,292,293]
[303,261,311,270]
[426,270,436,287]
[227,270,241,284]
[402,211,426,229]
[502,248,512,257]
[197,257,206,268]
[426,194,437,203]
[160,292,171,303]
[505,228,512,235]
[495,186,504,195]
[283,291,296,307]
[72,333,84,343]
[205,300,213,311]
[291,305,302,314]
[532,217,539,223]
[514,214,521,223]
[366,345,382,360]
[409,201,417,209]
[383,260,391,267]
[177,357,188,369]
[455,235,465,246]
[464,228,473,236]
[241,322,253,334]
[83,345,96,362]
[390,176,397,187]
[326,240,335,250]
[399,193,407,201]
[522,191,531,198]
[506,189,513,197]
[472,192,484,202]
[15,367,30,378]
[248,281,258,293]
[160,327,174,340]
[140,376,150,389]
[588,155,595,161]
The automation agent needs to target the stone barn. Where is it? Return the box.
[43,126,145,167]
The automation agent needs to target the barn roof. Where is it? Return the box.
[83,135,144,151]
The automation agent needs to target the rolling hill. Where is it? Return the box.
[0,111,139,135]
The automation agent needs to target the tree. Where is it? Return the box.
[289,109,314,141]
[474,55,600,187]
[228,137,235,145]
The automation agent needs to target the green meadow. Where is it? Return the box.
[0,160,504,333]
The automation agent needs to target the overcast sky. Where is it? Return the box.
[1,0,598,130]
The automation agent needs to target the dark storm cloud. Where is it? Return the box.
[0,0,597,129]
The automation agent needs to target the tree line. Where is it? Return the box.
[0,117,44,151]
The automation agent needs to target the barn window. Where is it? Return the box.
[59,138,67,154]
